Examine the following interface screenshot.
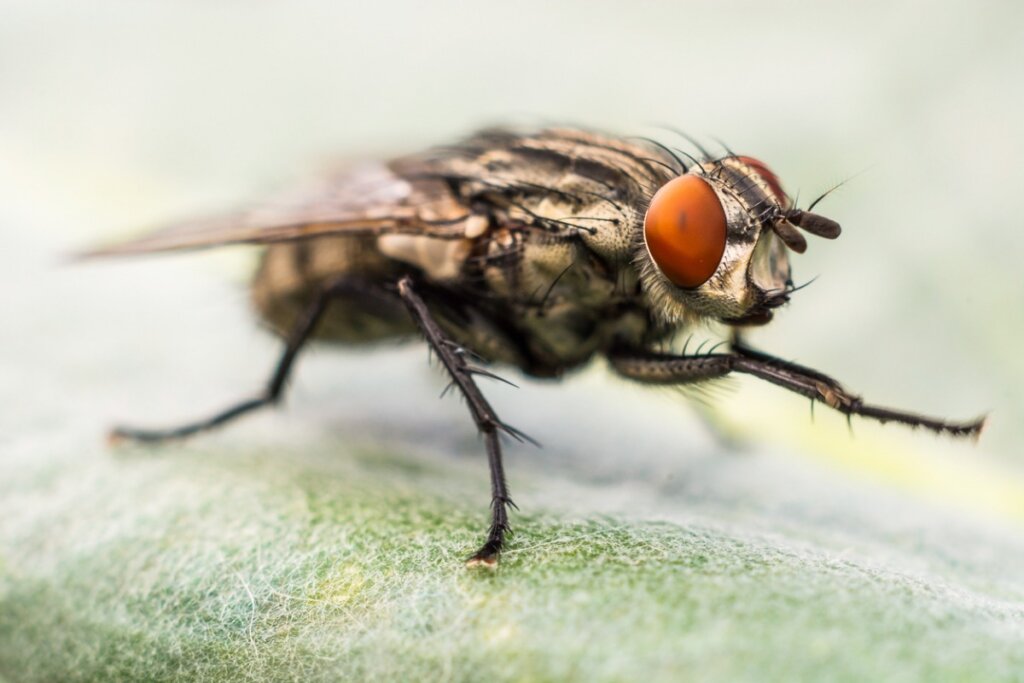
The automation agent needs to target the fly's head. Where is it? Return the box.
[638,156,841,326]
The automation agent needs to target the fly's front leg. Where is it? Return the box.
[111,278,390,444]
[396,275,527,567]
[610,350,985,438]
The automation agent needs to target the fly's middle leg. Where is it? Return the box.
[110,277,394,444]
[396,275,530,567]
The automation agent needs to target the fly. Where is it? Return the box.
[84,127,985,566]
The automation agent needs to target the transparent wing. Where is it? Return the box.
[79,162,470,258]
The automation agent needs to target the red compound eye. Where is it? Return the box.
[643,175,728,289]
[738,155,786,203]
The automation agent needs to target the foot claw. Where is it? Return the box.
[465,539,502,568]
[107,426,165,445]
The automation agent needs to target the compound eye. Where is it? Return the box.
[643,175,728,288]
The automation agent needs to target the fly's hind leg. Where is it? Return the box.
[396,275,529,567]
[111,277,393,444]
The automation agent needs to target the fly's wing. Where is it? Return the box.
[80,162,471,258]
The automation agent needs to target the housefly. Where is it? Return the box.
[85,127,985,566]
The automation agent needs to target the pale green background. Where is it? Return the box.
[2,1,1024,681]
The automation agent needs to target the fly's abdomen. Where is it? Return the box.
[251,236,415,343]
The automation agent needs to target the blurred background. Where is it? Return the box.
[2,1,1023,680]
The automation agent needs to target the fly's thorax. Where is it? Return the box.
[433,128,671,268]
[493,173,645,267]
[576,202,645,265]
[637,160,792,325]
